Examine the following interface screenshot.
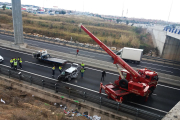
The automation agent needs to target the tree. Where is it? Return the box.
[126,20,129,25]
[116,19,120,23]
[2,4,6,10]
[61,10,66,15]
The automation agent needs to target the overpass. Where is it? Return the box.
[147,25,180,61]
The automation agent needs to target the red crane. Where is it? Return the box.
[79,24,158,102]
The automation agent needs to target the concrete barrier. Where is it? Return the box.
[162,101,180,120]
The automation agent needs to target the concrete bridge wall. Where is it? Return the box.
[162,36,180,61]
[147,25,180,61]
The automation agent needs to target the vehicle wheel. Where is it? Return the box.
[119,79,128,89]
[149,87,154,96]
[68,77,71,81]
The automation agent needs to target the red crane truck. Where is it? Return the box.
[79,23,159,103]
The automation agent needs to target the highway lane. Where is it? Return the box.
[0,47,180,116]
[0,34,180,77]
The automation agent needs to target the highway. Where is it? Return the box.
[0,46,180,116]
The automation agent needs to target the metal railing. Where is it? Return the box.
[0,65,164,120]
[0,29,179,66]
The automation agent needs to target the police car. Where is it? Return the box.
[0,55,4,63]
[57,63,80,81]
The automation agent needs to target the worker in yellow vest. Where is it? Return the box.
[59,66,62,73]
[19,59,22,69]
[10,58,14,69]
[52,65,55,77]
[80,67,85,78]
[14,60,18,70]
[13,57,16,62]
[81,62,85,68]
[17,57,20,62]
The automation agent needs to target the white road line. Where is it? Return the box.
[160,76,180,82]
[86,67,119,76]
[61,81,106,95]
[141,61,180,70]
[137,65,173,73]
[25,61,51,69]
[80,54,95,57]
[158,84,180,91]
[70,52,95,57]
[0,47,32,56]
[152,94,157,96]
[28,43,39,46]
[129,102,168,113]
[0,64,58,81]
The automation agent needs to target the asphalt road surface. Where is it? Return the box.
[0,47,180,116]
[0,34,180,77]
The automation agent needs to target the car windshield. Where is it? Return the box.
[61,71,65,75]
[72,64,78,68]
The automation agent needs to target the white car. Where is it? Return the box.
[57,63,80,81]
[0,55,4,63]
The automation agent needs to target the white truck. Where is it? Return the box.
[115,47,143,64]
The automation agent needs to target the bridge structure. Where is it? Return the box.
[11,0,24,44]
[147,25,180,61]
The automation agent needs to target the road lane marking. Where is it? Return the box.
[61,81,106,95]
[70,52,95,57]
[0,47,32,56]
[137,65,173,73]
[28,43,39,46]
[25,61,52,69]
[141,61,180,70]
[129,102,168,113]
[86,67,119,76]
[158,84,180,91]
[160,76,180,82]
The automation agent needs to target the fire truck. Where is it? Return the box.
[79,23,159,102]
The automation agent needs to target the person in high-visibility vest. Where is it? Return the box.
[19,59,22,69]
[14,60,18,70]
[81,62,85,68]
[17,57,20,62]
[52,66,55,77]
[80,67,85,78]
[13,57,16,62]
[10,58,14,69]
[59,66,62,73]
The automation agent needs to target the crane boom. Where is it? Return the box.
[79,24,141,81]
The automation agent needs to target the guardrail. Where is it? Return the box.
[0,65,163,120]
[0,29,180,66]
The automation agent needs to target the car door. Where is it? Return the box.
[72,70,78,78]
